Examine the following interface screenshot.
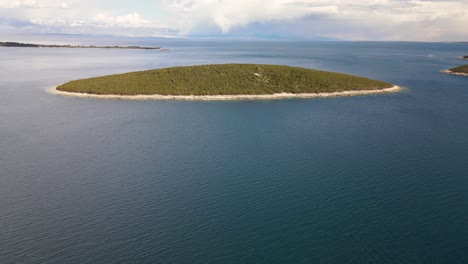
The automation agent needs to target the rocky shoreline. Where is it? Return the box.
[49,85,402,101]
[441,69,468,77]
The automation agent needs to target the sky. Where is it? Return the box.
[0,0,468,41]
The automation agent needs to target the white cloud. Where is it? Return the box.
[163,0,340,33]
[0,1,169,36]
[0,0,70,9]
[1,0,40,8]
[1,0,468,40]
[162,0,468,40]
[60,2,70,9]
[27,14,170,36]
[92,13,160,28]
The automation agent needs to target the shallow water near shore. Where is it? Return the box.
[1,39,468,263]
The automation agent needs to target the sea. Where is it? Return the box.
[1,36,467,263]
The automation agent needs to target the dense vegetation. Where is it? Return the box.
[450,65,468,73]
[57,64,394,96]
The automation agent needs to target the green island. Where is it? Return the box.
[55,64,398,100]
[443,64,468,77]
[0,41,165,50]
[451,65,468,73]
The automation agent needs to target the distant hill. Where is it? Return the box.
[0,41,164,50]
[0,42,40,47]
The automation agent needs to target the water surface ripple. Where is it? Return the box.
[1,40,467,263]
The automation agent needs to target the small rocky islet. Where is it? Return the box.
[54,64,399,100]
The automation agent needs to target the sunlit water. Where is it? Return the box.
[1,38,467,263]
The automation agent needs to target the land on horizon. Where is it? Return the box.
[0,41,166,50]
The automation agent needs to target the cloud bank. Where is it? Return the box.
[1,0,468,40]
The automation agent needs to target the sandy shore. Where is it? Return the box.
[441,70,468,77]
[48,85,402,101]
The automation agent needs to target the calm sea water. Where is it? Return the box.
[1,38,467,263]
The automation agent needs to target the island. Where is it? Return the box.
[51,64,401,100]
[459,56,468,60]
[442,65,468,76]
[0,41,166,50]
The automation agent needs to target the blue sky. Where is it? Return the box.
[1,0,468,41]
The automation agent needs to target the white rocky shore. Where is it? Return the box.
[49,85,402,101]
[441,70,468,77]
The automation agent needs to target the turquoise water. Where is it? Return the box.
[1,40,467,263]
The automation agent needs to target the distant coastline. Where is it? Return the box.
[49,85,402,101]
[0,41,167,50]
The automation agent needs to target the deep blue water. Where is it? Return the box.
[1,39,468,263]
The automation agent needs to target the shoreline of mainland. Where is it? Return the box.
[49,85,402,101]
